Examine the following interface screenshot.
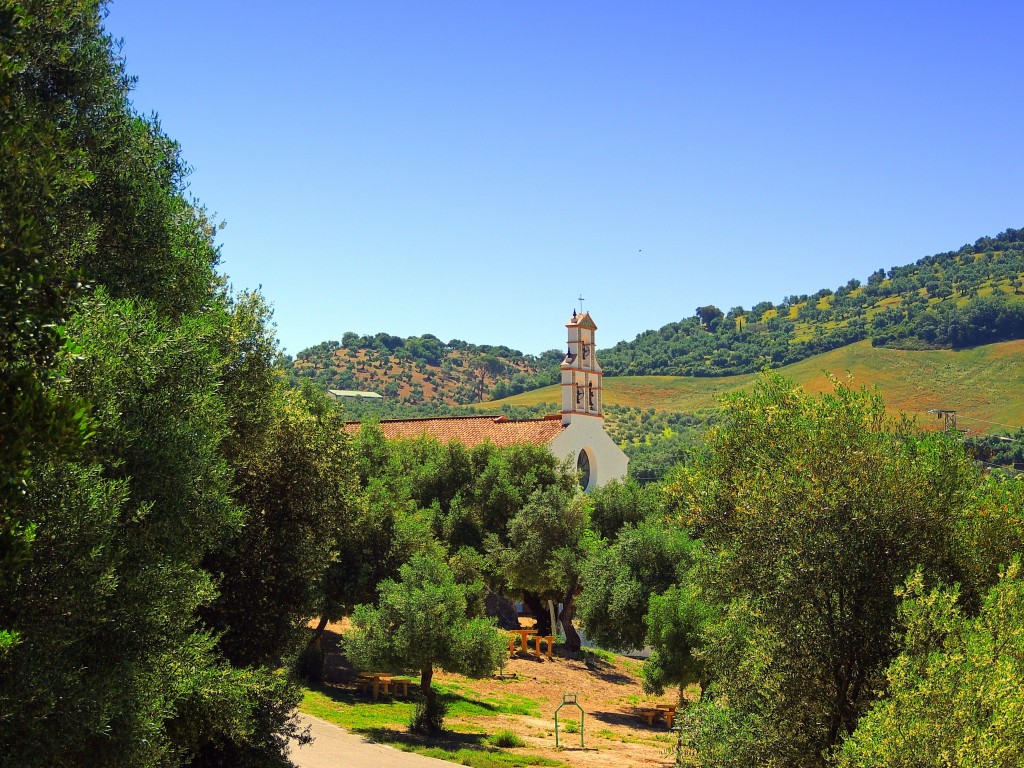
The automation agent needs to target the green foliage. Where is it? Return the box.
[0,295,241,766]
[286,332,563,406]
[577,519,694,651]
[294,644,326,684]
[585,478,663,539]
[491,483,593,647]
[599,228,1024,376]
[603,406,710,484]
[667,371,983,767]
[0,4,325,764]
[838,560,1024,768]
[0,0,96,629]
[203,380,357,668]
[488,729,525,748]
[410,693,449,736]
[957,474,1024,596]
[318,427,584,650]
[287,229,1024,402]
[641,580,714,696]
[964,428,1024,473]
[344,552,508,733]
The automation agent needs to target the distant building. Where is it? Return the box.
[327,389,384,401]
[344,310,628,489]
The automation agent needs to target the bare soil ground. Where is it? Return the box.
[316,619,685,768]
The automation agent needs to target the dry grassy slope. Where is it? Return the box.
[482,339,1024,435]
[292,347,539,406]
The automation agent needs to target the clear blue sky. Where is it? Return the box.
[103,1,1024,358]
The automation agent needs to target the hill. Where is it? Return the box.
[600,228,1024,377]
[286,228,1024,405]
[286,334,562,406]
[481,339,1024,436]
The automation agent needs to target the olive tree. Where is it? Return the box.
[667,371,980,767]
[344,552,507,734]
[838,560,1024,767]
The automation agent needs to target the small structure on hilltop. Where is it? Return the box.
[344,310,628,490]
[328,389,384,401]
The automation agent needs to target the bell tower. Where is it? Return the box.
[560,309,603,425]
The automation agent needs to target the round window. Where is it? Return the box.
[577,449,592,490]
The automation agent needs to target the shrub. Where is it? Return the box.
[293,643,325,683]
[489,729,525,747]
[410,693,448,735]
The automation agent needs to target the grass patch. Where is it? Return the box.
[488,339,1024,436]
[436,682,542,718]
[620,657,644,678]
[416,746,562,768]
[302,686,411,731]
[302,684,561,768]
[489,729,526,748]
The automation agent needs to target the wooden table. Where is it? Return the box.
[507,628,537,654]
[636,707,661,726]
[356,672,393,700]
[656,703,677,729]
[530,634,556,660]
[636,704,677,728]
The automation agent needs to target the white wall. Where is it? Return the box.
[548,415,628,490]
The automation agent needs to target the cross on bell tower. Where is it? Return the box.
[560,308,603,425]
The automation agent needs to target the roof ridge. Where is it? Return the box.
[373,415,502,423]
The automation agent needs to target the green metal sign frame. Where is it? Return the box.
[554,692,584,748]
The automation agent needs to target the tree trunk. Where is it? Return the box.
[421,664,435,703]
[522,592,551,635]
[311,615,329,648]
[557,592,581,652]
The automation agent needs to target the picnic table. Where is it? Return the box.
[356,672,410,701]
[636,707,661,726]
[656,702,677,729]
[636,703,677,728]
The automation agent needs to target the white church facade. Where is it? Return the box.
[346,310,628,489]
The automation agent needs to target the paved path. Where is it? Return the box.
[288,713,455,768]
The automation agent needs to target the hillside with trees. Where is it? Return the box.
[289,229,1024,405]
[286,334,563,405]
[600,228,1024,376]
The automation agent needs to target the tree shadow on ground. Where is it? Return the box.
[312,680,507,716]
[361,726,491,751]
[308,684,514,758]
[556,648,634,685]
[590,709,655,729]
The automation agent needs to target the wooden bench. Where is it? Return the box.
[530,634,556,660]
[507,628,537,654]
[389,677,414,698]
[656,704,677,729]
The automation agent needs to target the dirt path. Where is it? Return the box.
[289,713,455,768]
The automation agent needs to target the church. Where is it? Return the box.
[346,310,628,489]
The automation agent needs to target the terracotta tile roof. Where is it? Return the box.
[343,415,566,448]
